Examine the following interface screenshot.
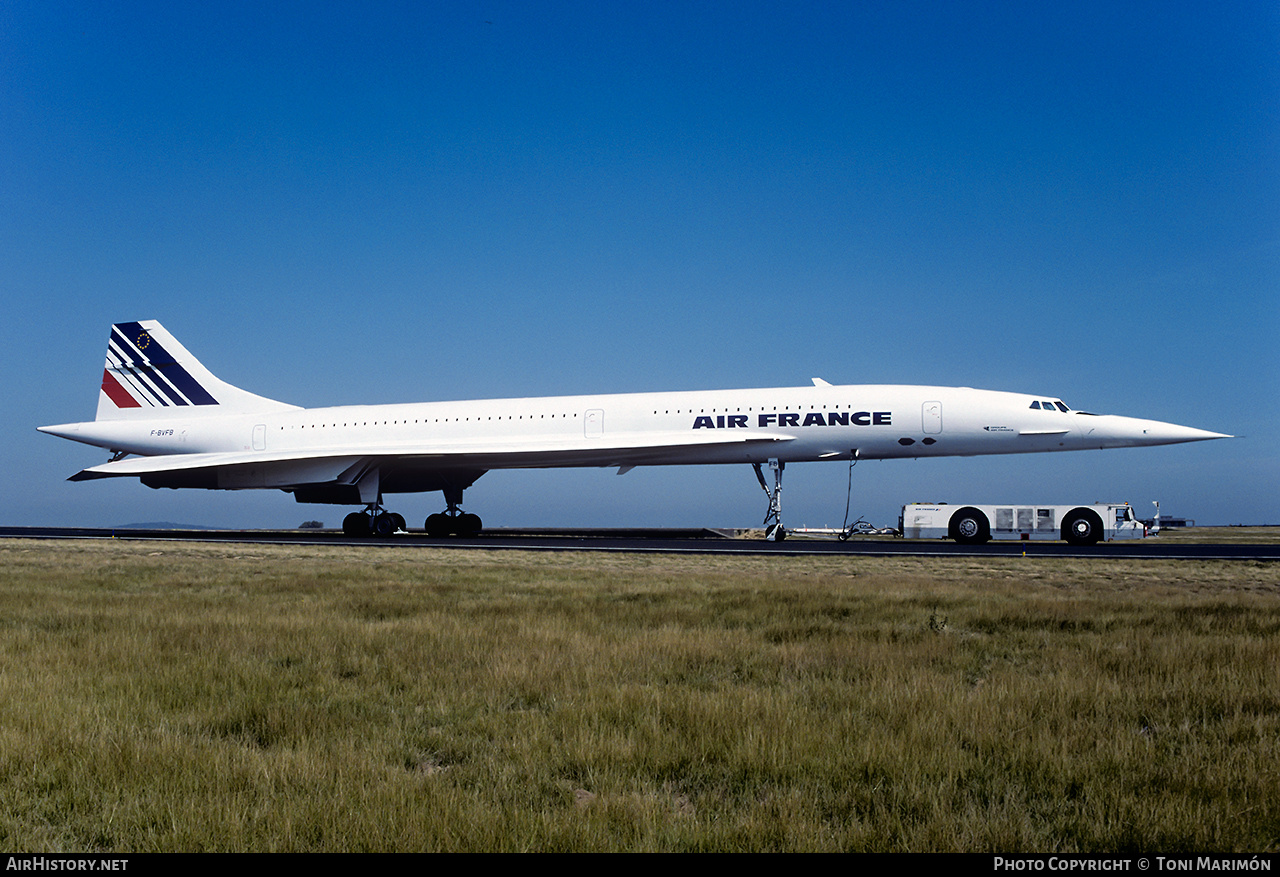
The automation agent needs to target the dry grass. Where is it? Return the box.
[0,538,1277,852]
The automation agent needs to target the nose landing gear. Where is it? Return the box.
[753,458,786,541]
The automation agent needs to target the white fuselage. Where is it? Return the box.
[39,319,1232,533]
[45,383,1224,473]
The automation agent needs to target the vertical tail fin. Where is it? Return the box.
[96,321,298,420]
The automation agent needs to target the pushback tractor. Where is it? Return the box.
[899,503,1147,546]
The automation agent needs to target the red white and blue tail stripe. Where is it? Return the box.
[95,321,297,421]
[100,321,219,412]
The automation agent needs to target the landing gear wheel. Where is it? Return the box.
[457,513,482,537]
[372,512,397,537]
[765,523,786,542]
[343,512,371,537]
[425,513,450,537]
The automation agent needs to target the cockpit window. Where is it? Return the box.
[1055,401,1070,412]
[1029,401,1041,410]
[1030,400,1072,412]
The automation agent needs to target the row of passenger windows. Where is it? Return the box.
[281,413,579,429]
[280,403,867,427]
[653,404,855,414]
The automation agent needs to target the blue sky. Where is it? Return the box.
[3,1,1276,529]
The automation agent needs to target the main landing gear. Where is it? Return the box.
[335,471,486,538]
[340,503,483,538]
[753,458,786,542]
[424,510,482,537]
[342,505,406,537]
[423,483,482,537]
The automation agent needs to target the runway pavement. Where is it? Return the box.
[2,526,1277,560]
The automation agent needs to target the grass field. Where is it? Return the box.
[1,537,1277,852]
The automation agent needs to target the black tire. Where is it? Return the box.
[949,507,990,545]
[391,513,406,533]
[424,513,449,537]
[1062,509,1104,546]
[343,512,370,537]
[457,513,482,537]
[372,512,396,537]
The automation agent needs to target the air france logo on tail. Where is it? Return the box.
[100,322,219,409]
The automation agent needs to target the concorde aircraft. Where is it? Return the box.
[39,321,1230,539]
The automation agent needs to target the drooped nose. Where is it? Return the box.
[1072,413,1231,449]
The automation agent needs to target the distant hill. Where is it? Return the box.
[116,522,218,530]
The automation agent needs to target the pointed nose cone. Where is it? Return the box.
[1135,421,1233,444]
[1074,413,1232,449]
